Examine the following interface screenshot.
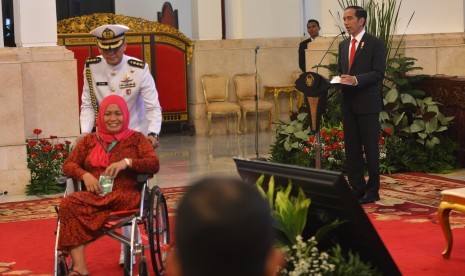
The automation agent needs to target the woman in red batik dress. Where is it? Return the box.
[58,94,159,276]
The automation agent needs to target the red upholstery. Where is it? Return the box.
[123,44,144,60]
[58,33,190,123]
[155,43,187,113]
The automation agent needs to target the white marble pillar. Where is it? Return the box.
[191,0,222,40]
[13,0,57,47]
[224,0,243,39]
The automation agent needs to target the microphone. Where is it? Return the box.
[254,45,260,53]
[316,31,346,74]
[0,191,7,196]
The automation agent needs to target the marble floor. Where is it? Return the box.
[2,130,465,204]
[0,131,276,203]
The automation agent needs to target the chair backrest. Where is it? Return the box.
[157,2,179,29]
[292,71,303,83]
[233,73,260,101]
[57,13,193,125]
[200,73,229,104]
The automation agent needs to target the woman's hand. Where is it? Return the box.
[104,160,128,178]
[82,172,102,194]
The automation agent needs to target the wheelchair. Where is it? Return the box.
[54,174,170,276]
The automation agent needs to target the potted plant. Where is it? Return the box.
[26,129,73,195]
[255,175,381,275]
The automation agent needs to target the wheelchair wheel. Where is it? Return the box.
[139,257,149,276]
[56,256,69,276]
[148,187,170,276]
[123,244,131,276]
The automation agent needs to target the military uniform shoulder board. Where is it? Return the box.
[128,59,145,69]
[85,57,102,67]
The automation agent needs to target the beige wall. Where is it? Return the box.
[189,38,303,135]
[0,46,79,194]
[189,33,465,135]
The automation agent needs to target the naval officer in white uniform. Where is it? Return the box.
[80,24,162,148]
[80,24,162,264]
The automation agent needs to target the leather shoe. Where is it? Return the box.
[358,194,380,204]
[352,190,365,199]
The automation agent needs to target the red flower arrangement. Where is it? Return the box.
[26,129,73,195]
[302,126,388,172]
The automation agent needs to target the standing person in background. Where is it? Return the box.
[336,6,386,204]
[298,19,321,72]
[80,24,163,264]
[80,24,162,148]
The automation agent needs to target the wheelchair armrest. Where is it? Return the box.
[136,174,150,184]
[56,176,68,187]
[64,177,83,196]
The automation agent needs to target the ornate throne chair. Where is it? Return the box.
[57,13,193,126]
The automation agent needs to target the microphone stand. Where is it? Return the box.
[253,46,264,160]
[316,31,346,74]
[313,31,345,169]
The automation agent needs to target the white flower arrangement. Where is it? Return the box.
[281,235,335,276]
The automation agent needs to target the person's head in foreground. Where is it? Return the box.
[90,24,129,66]
[167,177,284,276]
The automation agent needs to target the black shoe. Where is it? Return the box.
[352,190,365,199]
[358,194,380,204]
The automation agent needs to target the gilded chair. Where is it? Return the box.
[200,73,242,135]
[438,187,465,258]
[233,73,273,133]
[292,71,305,109]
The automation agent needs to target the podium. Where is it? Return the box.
[295,72,330,169]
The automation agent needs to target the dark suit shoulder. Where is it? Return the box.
[300,37,313,46]
[341,37,351,44]
[362,33,383,43]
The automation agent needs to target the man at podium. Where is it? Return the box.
[337,6,386,204]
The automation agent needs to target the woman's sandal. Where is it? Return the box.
[68,270,89,276]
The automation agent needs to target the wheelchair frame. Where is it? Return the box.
[54,174,170,276]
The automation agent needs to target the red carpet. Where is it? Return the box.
[1,174,465,275]
[369,214,465,276]
[0,187,185,275]
[365,172,465,276]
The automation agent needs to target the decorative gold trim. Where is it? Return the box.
[305,74,315,87]
[126,35,143,44]
[57,13,193,63]
[85,67,99,124]
[162,113,188,122]
[155,36,186,51]
[144,44,151,71]
[63,37,97,46]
